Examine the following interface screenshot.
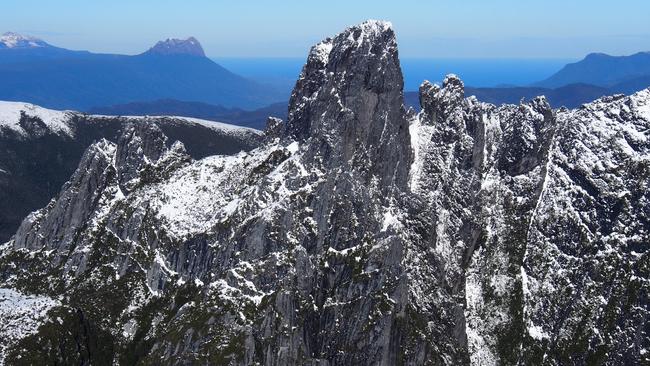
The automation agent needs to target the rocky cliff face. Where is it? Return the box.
[0,105,262,243]
[409,76,650,365]
[0,20,648,365]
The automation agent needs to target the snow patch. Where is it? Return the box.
[381,208,403,232]
[311,41,333,64]
[408,116,435,191]
[465,270,498,366]
[0,288,60,363]
[0,101,73,137]
[0,32,45,48]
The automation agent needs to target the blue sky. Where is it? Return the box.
[3,0,649,58]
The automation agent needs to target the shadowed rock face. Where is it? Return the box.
[1,20,649,366]
[0,110,262,243]
[286,20,412,195]
[13,139,117,253]
[115,122,168,192]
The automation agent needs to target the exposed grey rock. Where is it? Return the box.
[0,108,263,243]
[13,139,117,253]
[115,122,168,192]
[286,20,411,194]
[264,116,284,141]
[0,20,648,366]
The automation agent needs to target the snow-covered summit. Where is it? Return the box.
[289,18,403,144]
[356,19,393,34]
[0,100,261,139]
[0,32,50,49]
[341,19,395,52]
[144,36,206,57]
[305,19,394,65]
[0,101,73,136]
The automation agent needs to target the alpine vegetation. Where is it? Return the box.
[0,20,648,365]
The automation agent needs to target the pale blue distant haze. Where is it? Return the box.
[215,57,574,91]
[2,0,649,58]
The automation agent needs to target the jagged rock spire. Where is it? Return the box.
[418,74,466,126]
[115,122,168,192]
[285,20,412,191]
[2,20,650,366]
[13,139,117,251]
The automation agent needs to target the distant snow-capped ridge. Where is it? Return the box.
[0,32,50,49]
[0,100,261,138]
[144,36,206,57]
[1,19,649,365]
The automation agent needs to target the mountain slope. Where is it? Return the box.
[0,21,648,365]
[536,51,650,88]
[0,33,283,110]
[0,101,262,244]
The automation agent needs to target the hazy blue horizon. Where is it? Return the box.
[214,57,576,91]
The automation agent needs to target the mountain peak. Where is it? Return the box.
[287,19,401,139]
[0,32,50,49]
[357,19,393,34]
[286,19,410,192]
[145,36,206,57]
[536,50,650,88]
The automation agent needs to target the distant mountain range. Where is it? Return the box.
[89,99,287,130]
[535,51,650,88]
[0,32,91,64]
[91,77,643,128]
[1,31,649,121]
[405,82,636,110]
[90,50,650,118]
[404,51,650,109]
[0,32,285,111]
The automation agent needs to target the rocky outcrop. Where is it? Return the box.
[12,139,117,253]
[408,75,649,364]
[264,116,284,141]
[286,20,411,194]
[115,122,168,191]
[0,20,648,365]
[0,108,262,243]
[144,37,206,57]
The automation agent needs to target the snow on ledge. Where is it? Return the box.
[88,114,263,135]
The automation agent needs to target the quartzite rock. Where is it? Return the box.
[0,20,648,365]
